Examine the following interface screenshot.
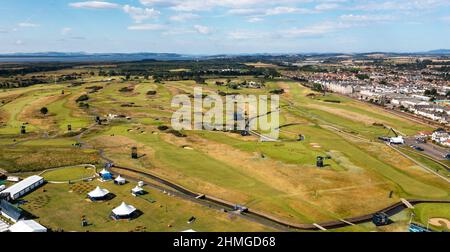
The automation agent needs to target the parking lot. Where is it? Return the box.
[404,137,449,161]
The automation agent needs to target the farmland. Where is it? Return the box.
[0,63,449,232]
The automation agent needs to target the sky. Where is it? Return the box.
[0,0,450,54]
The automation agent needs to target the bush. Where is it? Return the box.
[119,86,134,92]
[40,107,49,115]
[270,89,285,94]
[76,94,89,102]
[157,125,169,131]
[79,102,89,109]
[167,129,187,137]
[323,99,340,103]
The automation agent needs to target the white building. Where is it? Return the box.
[8,220,47,232]
[1,175,44,201]
[432,131,450,145]
[411,94,431,101]
[0,219,9,233]
[321,81,354,95]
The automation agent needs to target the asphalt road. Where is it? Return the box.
[404,137,449,161]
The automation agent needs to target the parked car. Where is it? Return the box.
[410,145,424,151]
[445,153,450,160]
[414,146,424,151]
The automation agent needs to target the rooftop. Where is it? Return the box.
[2,175,44,197]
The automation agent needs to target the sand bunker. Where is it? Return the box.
[429,218,450,229]
[310,143,322,148]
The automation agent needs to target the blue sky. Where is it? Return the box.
[0,0,449,54]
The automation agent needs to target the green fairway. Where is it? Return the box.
[41,165,96,182]
[413,203,450,231]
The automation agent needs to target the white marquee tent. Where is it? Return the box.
[88,186,109,200]
[114,175,126,185]
[112,202,136,218]
[131,186,144,195]
[8,220,47,232]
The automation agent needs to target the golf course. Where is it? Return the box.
[1,66,449,232]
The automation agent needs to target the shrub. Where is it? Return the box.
[76,94,89,102]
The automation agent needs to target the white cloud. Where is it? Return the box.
[352,0,450,11]
[18,22,40,28]
[282,22,354,38]
[169,13,199,22]
[315,3,340,11]
[247,17,263,23]
[139,0,176,7]
[162,28,195,36]
[228,30,269,40]
[265,6,314,16]
[340,14,396,22]
[441,16,450,22]
[193,25,211,34]
[123,5,160,23]
[69,1,120,9]
[227,8,262,16]
[140,0,320,13]
[61,27,72,35]
[137,0,450,14]
[15,40,23,45]
[228,6,315,17]
[127,23,166,30]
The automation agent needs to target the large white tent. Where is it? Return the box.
[114,175,126,185]
[390,136,405,144]
[8,220,47,232]
[131,186,144,195]
[112,202,136,219]
[87,186,109,200]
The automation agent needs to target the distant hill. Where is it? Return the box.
[1,50,450,63]
[425,49,450,55]
[0,52,196,62]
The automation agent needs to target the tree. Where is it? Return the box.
[76,94,89,102]
[312,83,323,92]
[356,74,370,80]
[424,88,437,96]
[40,107,48,115]
[194,75,205,84]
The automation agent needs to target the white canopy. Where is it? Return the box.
[99,169,110,175]
[132,186,143,193]
[112,202,136,216]
[88,186,109,198]
[114,175,126,183]
[390,136,404,144]
[9,220,47,232]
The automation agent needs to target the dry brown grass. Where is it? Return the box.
[18,94,64,130]
[158,131,398,221]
